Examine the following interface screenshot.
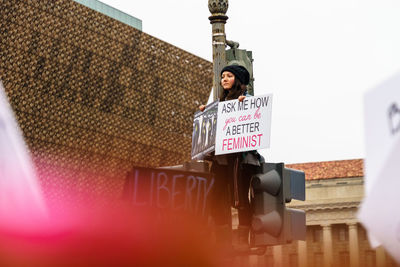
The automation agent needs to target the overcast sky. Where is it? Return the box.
[101,0,400,164]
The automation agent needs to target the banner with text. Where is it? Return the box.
[215,94,272,155]
[191,101,218,160]
[123,166,215,217]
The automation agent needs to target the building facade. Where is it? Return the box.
[0,0,212,200]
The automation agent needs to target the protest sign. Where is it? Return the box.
[363,73,400,195]
[0,81,47,229]
[123,166,215,217]
[215,94,272,155]
[191,101,218,160]
[358,141,400,263]
[358,72,400,261]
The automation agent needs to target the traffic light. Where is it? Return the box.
[225,43,255,96]
[250,163,306,247]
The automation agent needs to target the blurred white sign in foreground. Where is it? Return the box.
[358,72,400,262]
[0,81,47,231]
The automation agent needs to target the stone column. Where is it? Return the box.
[322,224,333,267]
[249,254,258,266]
[298,240,308,267]
[208,0,228,101]
[273,245,283,267]
[376,246,386,267]
[348,223,359,267]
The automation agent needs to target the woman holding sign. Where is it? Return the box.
[201,64,263,251]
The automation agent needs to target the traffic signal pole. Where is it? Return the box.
[205,0,306,253]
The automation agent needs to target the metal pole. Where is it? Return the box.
[208,0,228,101]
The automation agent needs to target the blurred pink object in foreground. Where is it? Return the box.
[0,81,48,232]
[0,81,223,266]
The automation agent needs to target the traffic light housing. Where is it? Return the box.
[225,44,254,96]
[250,163,306,247]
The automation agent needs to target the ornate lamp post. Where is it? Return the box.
[208,0,229,101]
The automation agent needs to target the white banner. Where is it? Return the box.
[215,94,272,155]
[0,81,47,230]
[358,72,400,262]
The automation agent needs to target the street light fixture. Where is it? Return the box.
[208,0,229,101]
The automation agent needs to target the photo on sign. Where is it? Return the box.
[191,101,218,160]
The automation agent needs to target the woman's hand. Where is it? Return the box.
[199,105,206,112]
[238,95,246,102]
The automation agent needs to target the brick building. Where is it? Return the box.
[0,0,212,200]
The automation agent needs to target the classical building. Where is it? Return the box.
[233,159,399,267]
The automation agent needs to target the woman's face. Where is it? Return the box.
[221,71,235,90]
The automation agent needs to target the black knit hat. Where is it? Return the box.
[221,65,250,85]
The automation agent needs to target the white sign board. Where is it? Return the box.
[215,94,272,155]
[358,72,400,262]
